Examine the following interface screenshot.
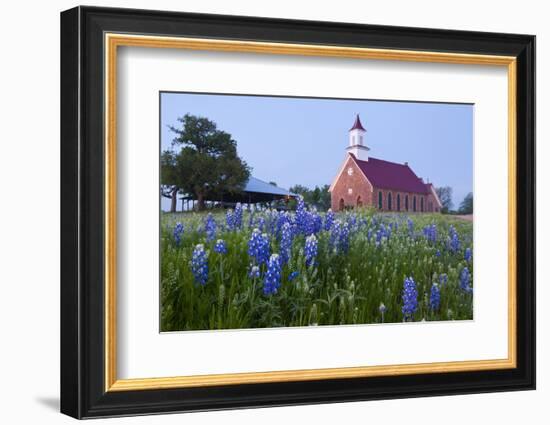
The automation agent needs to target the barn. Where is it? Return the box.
[329,115,442,213]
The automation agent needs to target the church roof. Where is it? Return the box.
[349,114,366,131]
[351,155,430,194]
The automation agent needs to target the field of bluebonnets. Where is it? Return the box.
[160,199,473,331]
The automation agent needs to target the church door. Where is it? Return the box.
[339,198,345,211]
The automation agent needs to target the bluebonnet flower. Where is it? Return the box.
[375,224,390,246]
[329,220,341,251]
[459,267,472,293]
[190,244,208,285]
[279,222,293,264]
[402,277,418,320]
[288,271,299,282]
[173,222,184,246]
[435,249,441,258]
[367,227,373,242]
[248,229,270,265]
[248,265,260,279]
[257,216,265,232]
[226,209,234,230]
[379,302,387,322]
[312,211,323,234]
[407,218,414,235]
[263,254,282,295]
[305,234,318,267]
[423,224,437,243]
[214,239,227,254]
[464,247,472,262]
[448,225,460,253]
[429,283,441,310]
[439,273,448,285]
[295,197,309,234]
[233,203,243,229]
[324,209,335,231]
[339,222,351,253]
[204,213,216,242]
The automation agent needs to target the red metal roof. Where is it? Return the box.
[349,114,366,131]
[351,155,429,194]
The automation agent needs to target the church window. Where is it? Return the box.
[388,193,392,210]
[397,194,401,211]
[413,196,417,212]
[420,197,424,212]
[405,195,409,211]
[378,191,383,209]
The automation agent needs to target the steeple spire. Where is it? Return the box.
[349,114,366,131]
[347,114,370,161]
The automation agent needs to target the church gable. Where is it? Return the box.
[329,155,373,211]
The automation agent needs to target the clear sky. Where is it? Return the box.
[160,92,473,210]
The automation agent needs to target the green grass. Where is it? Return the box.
[160,208,473,331]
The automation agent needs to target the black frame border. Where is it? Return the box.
[60,6,535,419]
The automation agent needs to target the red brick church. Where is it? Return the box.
[329,115,442,213]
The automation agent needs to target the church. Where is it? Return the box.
[329,115,442,213]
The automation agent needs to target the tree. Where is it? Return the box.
[458,192,473,214]
[160,150,179,212]
[166,114,250,211]
[435,186,453,213]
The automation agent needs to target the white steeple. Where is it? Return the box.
[346,114,370,161]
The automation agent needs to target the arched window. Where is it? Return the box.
[339,198,345,211]
[378,191,383,209]
[405,195,409,211]
[420,197,424,212]
[397,194,401,211]
[388,193,392,210]
[356,196,363,207]
[413,196,417,212]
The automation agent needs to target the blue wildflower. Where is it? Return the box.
[448,225,460,253]
[204,213,216,242]
[339,222,350,253]
[226,209,234,230]
[329,220,341,252]
[173,222,184,246]
[305,234,318,267]
[423,224,437,243]
[190,244,208,285]
[459,267,472,293]
[435,249,441,258]
[439,273,448,285]
[248,228,270,265]
[279,222,293,264]
[407,218,414,235]
[263,254,282,295]
[324,209,335,231]
[464,247,472,262]
[402,276,418,320]
[248,265,260,279]
[429,283,441,310]
[214,239,227,254]
[233,203,243,229]
[288,271,299,282]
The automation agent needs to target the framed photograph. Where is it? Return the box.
[60,6,535,419]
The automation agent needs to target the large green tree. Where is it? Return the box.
[435,186,453,213]
[160,150,179,212]
[164,114,250,211]
[458,192,473,214]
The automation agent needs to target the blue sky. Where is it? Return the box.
[160,92,473,210]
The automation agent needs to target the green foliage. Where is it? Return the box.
[160,210,473,331]
[289,184,331,211]
[436,186,453,213]
[459,192,473,214]
[162,114,251,210]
